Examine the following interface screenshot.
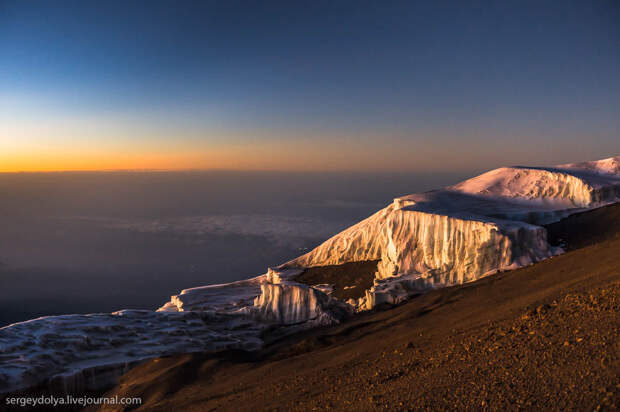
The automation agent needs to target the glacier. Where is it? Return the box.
[1,155,619,395]
[0,310,264,395]
[282,158,619,308]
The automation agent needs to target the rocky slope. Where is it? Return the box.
[90,202,620,412]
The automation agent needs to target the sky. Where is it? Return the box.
[1,0,619,172]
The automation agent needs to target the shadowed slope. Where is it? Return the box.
[545,203,620,250]
[292,260,380,300]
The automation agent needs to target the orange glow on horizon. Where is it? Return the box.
[0,142,569,174]
[2,101,602,174]
[1,126,594,174]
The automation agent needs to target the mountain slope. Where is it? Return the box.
[94,203,620,411]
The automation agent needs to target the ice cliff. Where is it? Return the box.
[2,156,619,395]
[283,157,619,308]
[157,268,350,326]
[284,204,553,280]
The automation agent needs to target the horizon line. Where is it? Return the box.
[0,167,479,175]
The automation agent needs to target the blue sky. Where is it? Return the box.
[1,0,619,171]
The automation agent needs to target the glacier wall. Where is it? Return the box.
[285,205,556,292]
[379,208,554,283]
[252,283,348,325]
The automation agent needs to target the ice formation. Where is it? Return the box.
[0,310,263,395]
[0,268,342,395]
[284,157,619,308]
[157,268,349,326]
[2,156,619,395]
[157,275,267,313]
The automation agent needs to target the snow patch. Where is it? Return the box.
[557,155,620,175]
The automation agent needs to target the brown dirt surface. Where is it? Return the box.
[292,260,380,300]
[91,204,620,412]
